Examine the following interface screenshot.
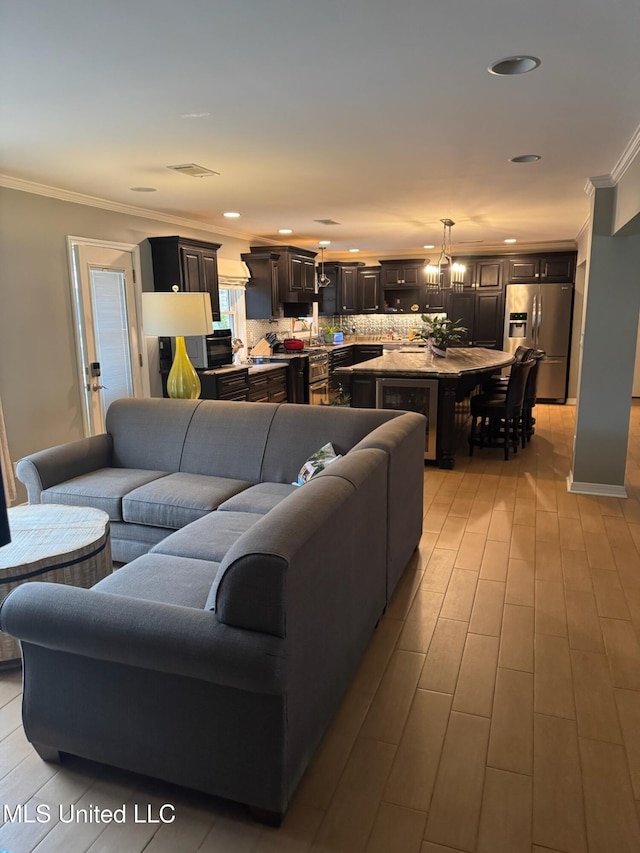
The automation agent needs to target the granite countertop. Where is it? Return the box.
[333,347,514,378]
[201,363,285,377]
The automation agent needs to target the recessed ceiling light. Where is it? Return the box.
[179,112,211,119]
[130,186,157,192]
[488,55,541,76]
[278,228,293,234]
[223,212,240,218]
[509,154,542,163]
[349,248,360,253]
[504,238,517,243]
[318,240,331,246]
[423,244,435,249]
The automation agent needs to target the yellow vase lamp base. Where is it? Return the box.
[167,336,201,399]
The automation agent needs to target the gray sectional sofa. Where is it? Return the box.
[1,398,426,822]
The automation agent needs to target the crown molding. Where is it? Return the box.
[0,174,260,243]
[574,217,590,245]
[611,122,640,183]
[584,175,616,196]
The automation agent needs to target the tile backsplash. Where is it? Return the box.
[247,313,432,347]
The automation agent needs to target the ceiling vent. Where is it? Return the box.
[166,163,220,178]
[314,218,341,225]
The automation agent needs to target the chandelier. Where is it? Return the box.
[425,219,465,287]
[317,245,331,287]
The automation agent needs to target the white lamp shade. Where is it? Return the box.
[141,291,212,337]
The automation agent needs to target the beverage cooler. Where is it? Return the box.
[376,378,438,460]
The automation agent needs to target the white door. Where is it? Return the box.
[68,239,147,435]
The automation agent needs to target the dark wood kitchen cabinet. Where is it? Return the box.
[357,267,382,313]
[446,290,504,349]
[247,366,288,403]
[353,344,383,363]
[242,250,281,319]
[318,263,363,315]
[379,259,426,287]
[148,236,221,321]
[452,257,503,292]
[379,259,426,315]
[321,265,380,314]
[199,368,249,401]
[444,256,505,349]
[243,245,318,318]
[506,252,576,284]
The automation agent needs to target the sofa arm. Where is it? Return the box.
[16,434,113,503]
[0,582,285,694]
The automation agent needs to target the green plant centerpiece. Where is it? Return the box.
[322,324,343,344]
[414,314,467,357]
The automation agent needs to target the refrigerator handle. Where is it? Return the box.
[536,291,542,346]
[532,294,537,346]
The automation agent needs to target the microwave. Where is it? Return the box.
[184,329,233,369]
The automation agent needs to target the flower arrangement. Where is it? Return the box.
[414,314,467,356]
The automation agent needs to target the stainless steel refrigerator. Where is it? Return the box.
[503,283,574,402]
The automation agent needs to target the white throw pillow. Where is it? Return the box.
[294,442,342,486]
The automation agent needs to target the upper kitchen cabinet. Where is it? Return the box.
[148,236,222,321]
[451,257,503,292]
[379,259,425,315]
[243,245,318,319]
[318,262,363,315]
[242,249,281,320]
[357,267,381,313]
[506,252,576,284]
[379,259,426,288]
[319,264,379,315]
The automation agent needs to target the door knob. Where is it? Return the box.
[91,383,108,391]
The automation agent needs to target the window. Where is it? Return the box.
[213,288,247,347]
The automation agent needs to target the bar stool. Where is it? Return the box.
[522,350,545,442]
[483,345,535,394]
[469,358,535,460]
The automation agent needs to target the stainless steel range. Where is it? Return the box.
[248,348,329,404]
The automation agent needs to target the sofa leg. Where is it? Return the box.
[248,806,283,827]
[32,741,61,763]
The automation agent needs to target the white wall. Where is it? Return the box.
[0,186,252,502]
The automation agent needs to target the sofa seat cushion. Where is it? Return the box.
[150,511,264,563]
[93,553,220,609]
[122,472,253,529]
[41,468,169,521]
[217,483,298,515]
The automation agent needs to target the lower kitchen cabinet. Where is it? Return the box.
[328,347,354,399]
[247,367,288,402]
[200,366,288,402]
[200,369,250,401]
[353,344,383,363]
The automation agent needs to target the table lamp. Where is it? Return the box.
[142,287,212,399]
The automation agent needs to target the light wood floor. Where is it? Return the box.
[2,402,640,852]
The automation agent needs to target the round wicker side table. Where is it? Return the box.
[0,504,112,665]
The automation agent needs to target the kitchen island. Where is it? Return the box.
[334,347,514,468]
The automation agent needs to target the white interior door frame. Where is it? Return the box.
[67,236,149,436]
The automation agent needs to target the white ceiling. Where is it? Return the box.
[1,0,639,260]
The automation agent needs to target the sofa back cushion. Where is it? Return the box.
[260,404,400,484]
[180,401,279,481]
[106,398,200,472]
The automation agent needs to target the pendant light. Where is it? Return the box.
[425,219,465,287]
[317,245,331,287]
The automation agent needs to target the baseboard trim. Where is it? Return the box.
[566,471,628,498]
